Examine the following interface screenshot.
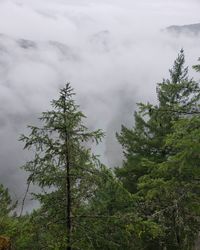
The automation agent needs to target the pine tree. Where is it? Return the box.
[0,184,14,219]
[20,84,104,250]
[116,50,199,191]
[116,50,200,249]
[0,184,17,248]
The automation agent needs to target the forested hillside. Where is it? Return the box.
[166,23,200,35]
[0,50,200,249]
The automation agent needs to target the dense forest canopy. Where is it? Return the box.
[0,51,200,249]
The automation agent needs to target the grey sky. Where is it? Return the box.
[0,0,199,210]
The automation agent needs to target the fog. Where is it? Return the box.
[0,0,200,210]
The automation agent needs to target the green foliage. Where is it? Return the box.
[0,184,15,218]
[193,57,200,72]
[0,184,33,249]
[73,167,162,250]
[116,50,200,249]
[0,184,17,236]
[20,83,106,249]
[17,84,164,249]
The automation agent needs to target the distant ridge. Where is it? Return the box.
[166,23,200,35]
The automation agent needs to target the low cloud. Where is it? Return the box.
[0,0,199,210]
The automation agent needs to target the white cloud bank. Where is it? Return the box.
[0,0,199,209]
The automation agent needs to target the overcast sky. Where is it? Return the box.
[0,0,200,210]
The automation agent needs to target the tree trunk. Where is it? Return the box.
[64,99,72,250]
[66,155,71,250]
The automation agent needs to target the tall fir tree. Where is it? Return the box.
[116,50,200,249]
[116,50,199,192]
[20,84,104,250]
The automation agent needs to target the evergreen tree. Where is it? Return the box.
[76,167,161,250]
[0,184,16,237]
[116,50,199,192]
[19,84,160,250]
[116,50,200,249]
[0,184,14,219]
[20,84,104,250]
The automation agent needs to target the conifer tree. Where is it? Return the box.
[0,184,14,218]
[116,50,199,191]
[116,50,200,249]
[0,184,17,245]
[20,84,104,250]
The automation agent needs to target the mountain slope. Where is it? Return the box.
[166,23,200,35]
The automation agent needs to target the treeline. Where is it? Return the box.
[0,50,200,250]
